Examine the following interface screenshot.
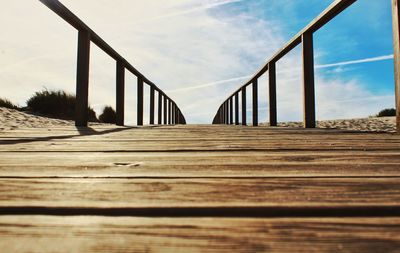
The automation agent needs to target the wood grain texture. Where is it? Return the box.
[1,216,400,253]
[1,125,400,252]
[0,151,400,177]
[1,178,400,208]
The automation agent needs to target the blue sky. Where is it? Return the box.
[215,0,394,95]
[0,0,396,124]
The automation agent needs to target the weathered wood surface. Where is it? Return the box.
[1,216,400,253]
[2,178,400,208]
[1,125,400,252]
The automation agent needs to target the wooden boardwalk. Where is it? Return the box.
[0,125,400,252]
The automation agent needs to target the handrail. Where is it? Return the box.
[213,0,362,128]
[39,0,186,126]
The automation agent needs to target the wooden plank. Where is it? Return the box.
[392,0,400,133]
[1,177,400,208]
[302,32,316,128]
[1,139,399,152]
[75,30,91,127]
[0,151,400,178]
[1,216,400,253]
[116,61,125,126]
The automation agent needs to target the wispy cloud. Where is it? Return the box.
[131,0,243,25]
[168,54,394,93]
[166,75,252,93]
[316,54,393,69]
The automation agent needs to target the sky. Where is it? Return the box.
[0,0,395,124]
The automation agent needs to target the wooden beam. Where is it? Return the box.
[39,0,173,105]
[176,109,180,124]
[137,77,144,126]
[241,87,247,126]
[229,98,233,125]
[302,32,316,128]
[235,93,239,125]
[149,86,155,125]
[75,30,90,127]
[252,80,258,127]
[220,104,223,124]
[116,61,125,126]
[168,100,172,125]
[163,97,167,125]
[269,62,277,127]
[172,104,176,125]
[393,0,400,133]
[158,92,162,125]
[225,101,229,124]
[221,103,225,124]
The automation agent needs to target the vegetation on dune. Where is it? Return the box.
[99,106,116,124]
[0,98,19,110]
[377,108,396,117]
[26,89,98,122]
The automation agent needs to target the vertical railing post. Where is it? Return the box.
[175,107,180,125]
[393,0,400,133]
[222,103,225,124]
[229,98,233,125]
[241,87,247,126]
[252,79,258,126]
[235,93,239,125]
[220,107,223,124]
[302,32,316,128]
[225,101,229,124]
[137,77,144,126]
[268,62,277,127]
[219,107,223,124]
[168,100,172,125]
[158,92,162,125]
[163,97,167,125]
[172,103,176,125]
[116,60,125,126]
[149,86,155,125]
[75,30,91,127]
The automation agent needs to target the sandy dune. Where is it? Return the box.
[0,107,108,131]
[271,117,396,133]
[0,107,397,132]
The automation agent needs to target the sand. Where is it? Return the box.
[0,107,397,132]
[0,107,108,131]
[267,117,397,133]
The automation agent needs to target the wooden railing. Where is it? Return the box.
[39,0,186,127]
[212,0,400,134]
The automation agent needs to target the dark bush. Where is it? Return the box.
[0,98,19,110]
[99,106,116,124]
[26,89,97,122]
[377,108,396,117]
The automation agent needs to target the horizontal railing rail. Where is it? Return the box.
[40,0,186,126]
[212,0,400,133]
